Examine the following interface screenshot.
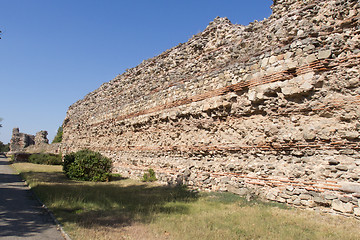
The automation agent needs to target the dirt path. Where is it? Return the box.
[0,156,65,239]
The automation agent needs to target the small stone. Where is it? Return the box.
[269,55,277,64]
[291,150,304,157]
[339,149,355,155]
[299,81,313,91]
[349,173,359,181]
[279,192,291,199]
[297,29,304,36]
[339,182,360,194]
[318,50,332,59]
[332,200,354,213]
[285,59,298,68]
[324,194,337,200]
[342,131,359,140]
[266,188,280,201]
[340,114,353,121]
[261,57,269,68]
[314,197,331,207]
[293,188,307,195]
[354,208,360,216]
[305,200,316,208]
[306,54,317,63]
[300,200,311,206]
[328,159,340,165]
[339,196,352,203]
[293,198,301,206]
[303,44,315,52]
[299,194,312,200]
[303,131,316,141]
[336,165,348,171]
[227,185,249,196]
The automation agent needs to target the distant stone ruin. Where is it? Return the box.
[9,128,60,154]
[34,130,49,145]
[9,128,36,152]
[62,0,360,217]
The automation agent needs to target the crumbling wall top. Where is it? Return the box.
[271,0,318,16]
[35,130,49,145]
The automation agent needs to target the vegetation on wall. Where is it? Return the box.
[141,168,157,182]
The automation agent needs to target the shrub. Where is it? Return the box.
[12,152,31,162]
[28,153,62,165]
[63,150,112,182]
[141,168,157,182]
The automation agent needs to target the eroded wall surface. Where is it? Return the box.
[63,0,360,217]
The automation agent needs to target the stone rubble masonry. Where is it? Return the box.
[34,130,49,145]
[9,128,62,155]
[62,0,360,218]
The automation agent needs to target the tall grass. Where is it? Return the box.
[12,162,360,240]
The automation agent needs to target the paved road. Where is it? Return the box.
[0,156,64,239]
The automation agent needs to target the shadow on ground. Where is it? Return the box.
[0,186,56,238]
[28,175,198,229]
[0,159,62,239]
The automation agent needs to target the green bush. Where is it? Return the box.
[28,153,62,165]
[63,150,112,182]
[141,168,157,182]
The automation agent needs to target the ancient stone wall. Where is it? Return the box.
[63,0,360,217]
[24,142,62,155]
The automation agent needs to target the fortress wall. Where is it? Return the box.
[63,0,360,217]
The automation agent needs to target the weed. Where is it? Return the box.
[141,168,157,182]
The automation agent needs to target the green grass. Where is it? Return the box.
[12,162,360,240]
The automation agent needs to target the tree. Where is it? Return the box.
[0,118,8,152]
[52,126,63,143]
[0,141,9,152]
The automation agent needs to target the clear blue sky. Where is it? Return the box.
[0,0,272,144]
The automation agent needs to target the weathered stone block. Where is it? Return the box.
[318,50,332,59]
[227,185,249,196]
[332,200,354,214]
[339,182,360,194]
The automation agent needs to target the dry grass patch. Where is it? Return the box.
[150,192,360,240]
[12,162,360,240]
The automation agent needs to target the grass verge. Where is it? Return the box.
[12,162,360,240]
